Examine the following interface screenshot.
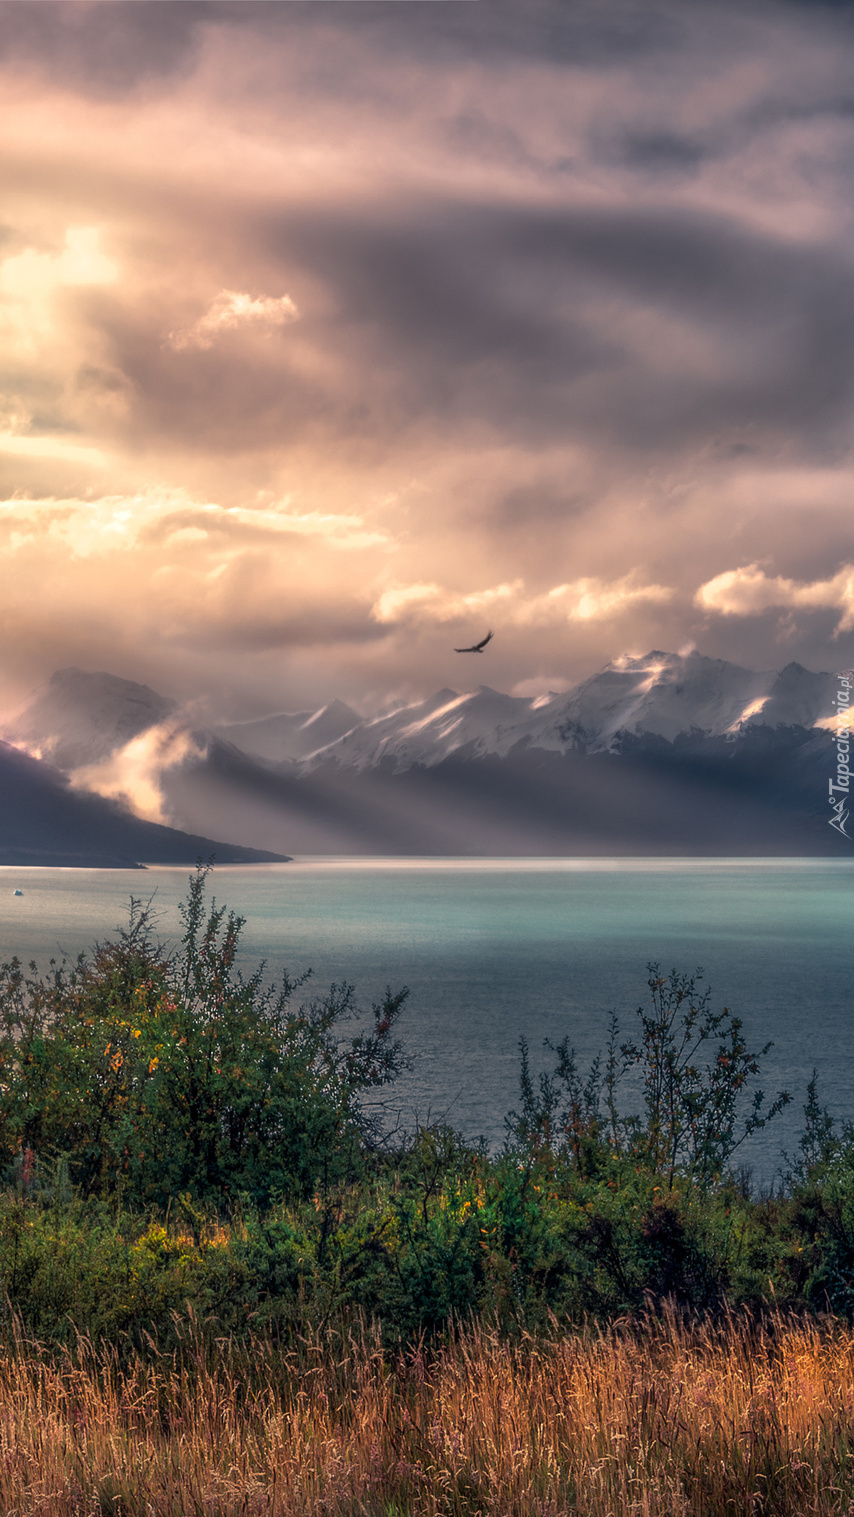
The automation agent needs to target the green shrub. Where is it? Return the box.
[508,964,790,1189]
[0,866,408,1210]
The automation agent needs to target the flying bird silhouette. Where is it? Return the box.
[454,630,494,653]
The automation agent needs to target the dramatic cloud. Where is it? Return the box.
[166,290,299,352]
[1,0,854,717]
[697,564,854,635]
[372,574,673,630]
[372,581,522,627]
[520,578,675,625]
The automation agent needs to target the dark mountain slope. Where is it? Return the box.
[0,741,288,867]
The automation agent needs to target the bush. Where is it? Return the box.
[508,963,791,1190]
[0,866,408,1210]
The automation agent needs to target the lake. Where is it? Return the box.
[0,857,851,1183]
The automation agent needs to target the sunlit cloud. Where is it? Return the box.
[0,227,116,356]
[166,290,300,352]
[0,492,193,556]
[0,435,109,467]
[0,491,388,558]
[210,502,388,550]
[0,227,116,301]
[372,581,522,626]
[519,577,675,625]
[696,564,854,634]
[372,575,674,629]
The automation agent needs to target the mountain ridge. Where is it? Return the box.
[4,668,177,771]
[4,650,838,776]
[0,651,843,858]
[295,651,838,772]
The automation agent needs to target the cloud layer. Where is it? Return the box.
[166,289,299,352]
[1,0,854,717]
[697,564,854,634]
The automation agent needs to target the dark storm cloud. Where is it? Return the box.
[101,183,854,467]
[615,132,709,173]
[5,0,854,713]
[179,603,387,656]
[15,0,854,469]
[0,2,205,94]
[0,0,682,95]
[116,331,331,458]
[241,195,854,458]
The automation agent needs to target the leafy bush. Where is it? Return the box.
[508,963,790,1190]
[0,866,408,1210]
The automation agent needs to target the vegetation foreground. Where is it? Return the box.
[3,866,854,1510]
[2,1312,854,1514]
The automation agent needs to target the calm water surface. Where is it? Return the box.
[0,858,851,1181]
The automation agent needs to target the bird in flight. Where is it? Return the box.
[454,630,494,653]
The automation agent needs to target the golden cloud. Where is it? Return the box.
[696,564,854,634]
[372,581,522,625]
[166,290,299,352]
[372,575,674,629]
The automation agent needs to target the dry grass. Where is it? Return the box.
[0,1312,853,1514]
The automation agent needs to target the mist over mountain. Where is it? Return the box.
[0,740,288,868]
[212,700,360,766]
[4,668,177,771]
[1,651,845,857]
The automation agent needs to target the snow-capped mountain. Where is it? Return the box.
[1,674,361,772]
[2,668,176,770]
[299,652,838,772]
[301,686,536,771]
[1,652,843,858]
[213,698,360,764]
[6,652,835,782]
[531,651,837,752]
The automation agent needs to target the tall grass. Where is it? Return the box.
[1,1310,854,1514]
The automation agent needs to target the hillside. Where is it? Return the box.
[0,740,288,867]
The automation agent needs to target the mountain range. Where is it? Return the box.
[1,652,845,857]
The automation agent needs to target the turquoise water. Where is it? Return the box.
[0,858,852,1181]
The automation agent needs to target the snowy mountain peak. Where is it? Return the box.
[302,683,540,771]
[2,668,176,770]
[300,651,838,771]
[213,698,360,764]
[551,650,770,748]
[3,651,840,784]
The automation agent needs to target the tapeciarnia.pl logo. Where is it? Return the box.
[829,671,854,837]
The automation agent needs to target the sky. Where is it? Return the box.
[2,0,854,721]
